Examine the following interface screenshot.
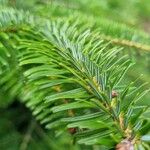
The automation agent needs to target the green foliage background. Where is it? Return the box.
[0,0,150,150]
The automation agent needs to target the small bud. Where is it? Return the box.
[112,90,118,98]
[116,139,134,150]
[68,128,77,134]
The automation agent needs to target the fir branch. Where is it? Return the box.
[100,34,150,52]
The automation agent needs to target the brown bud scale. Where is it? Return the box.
[112,90,118,98]
[68,128,77,134]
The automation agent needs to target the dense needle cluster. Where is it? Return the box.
[0,0,150,150]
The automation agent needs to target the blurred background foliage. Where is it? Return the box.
[0,0,150,149]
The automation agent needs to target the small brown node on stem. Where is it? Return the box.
[68,128,77,135]
[112,90,118,98]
